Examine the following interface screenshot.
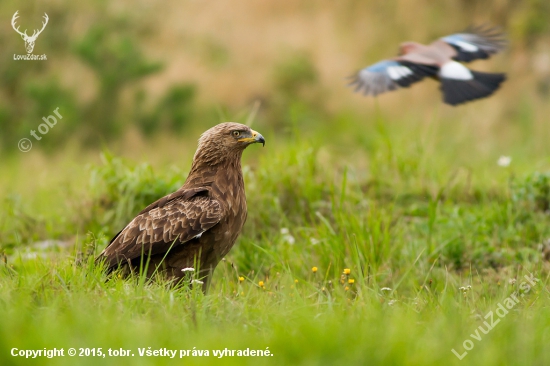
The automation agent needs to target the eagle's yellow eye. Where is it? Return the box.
[232,131,241,137]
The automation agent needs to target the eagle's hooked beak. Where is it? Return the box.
[239,129,265,147]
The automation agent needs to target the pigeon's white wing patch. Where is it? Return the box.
[439,61,473,80]
[453,40,478,52]
[387,66,413,80]
[442,35,481,53]
[349,60,438,96]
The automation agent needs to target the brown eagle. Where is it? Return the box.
[97,122,265,292]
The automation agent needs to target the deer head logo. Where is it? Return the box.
[11,11,49,54]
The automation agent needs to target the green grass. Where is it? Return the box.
[1,108,550,366]
[2,0,550,363]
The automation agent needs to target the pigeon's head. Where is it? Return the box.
[398,42,421,56]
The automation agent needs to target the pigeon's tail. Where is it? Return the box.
[440,70,506,106]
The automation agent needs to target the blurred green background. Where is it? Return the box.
[1,0,549,153]
[1,1,550,365]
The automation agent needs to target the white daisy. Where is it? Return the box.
[497,156,511,167]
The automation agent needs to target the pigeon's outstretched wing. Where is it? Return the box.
[349,59,438,96]
[438,25,506,63]
[100,187,223,270]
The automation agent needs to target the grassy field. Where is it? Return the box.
[1,108,550,365]
[2,0,550,365]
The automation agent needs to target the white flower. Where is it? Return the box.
[191,279,204,284]
[181,268,195,272]
[497,156,511,167]
[310,238,319,245]
[380,287,392,292]
[388,300,397,306]
[280,228,295,245]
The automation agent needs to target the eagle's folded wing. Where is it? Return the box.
[99,189,223,269]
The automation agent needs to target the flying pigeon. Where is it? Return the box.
[349,26,507,105]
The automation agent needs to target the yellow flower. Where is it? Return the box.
[343,268,351,275]
[312,266,318,273]
[294,279,299,283]
[345,286,349,291]
[239,276,244,282]
[259,280,264,287]
[348,278,355,284]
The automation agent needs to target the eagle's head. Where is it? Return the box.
[193,122,265,165]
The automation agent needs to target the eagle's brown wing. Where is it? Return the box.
[99,187,223,270]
